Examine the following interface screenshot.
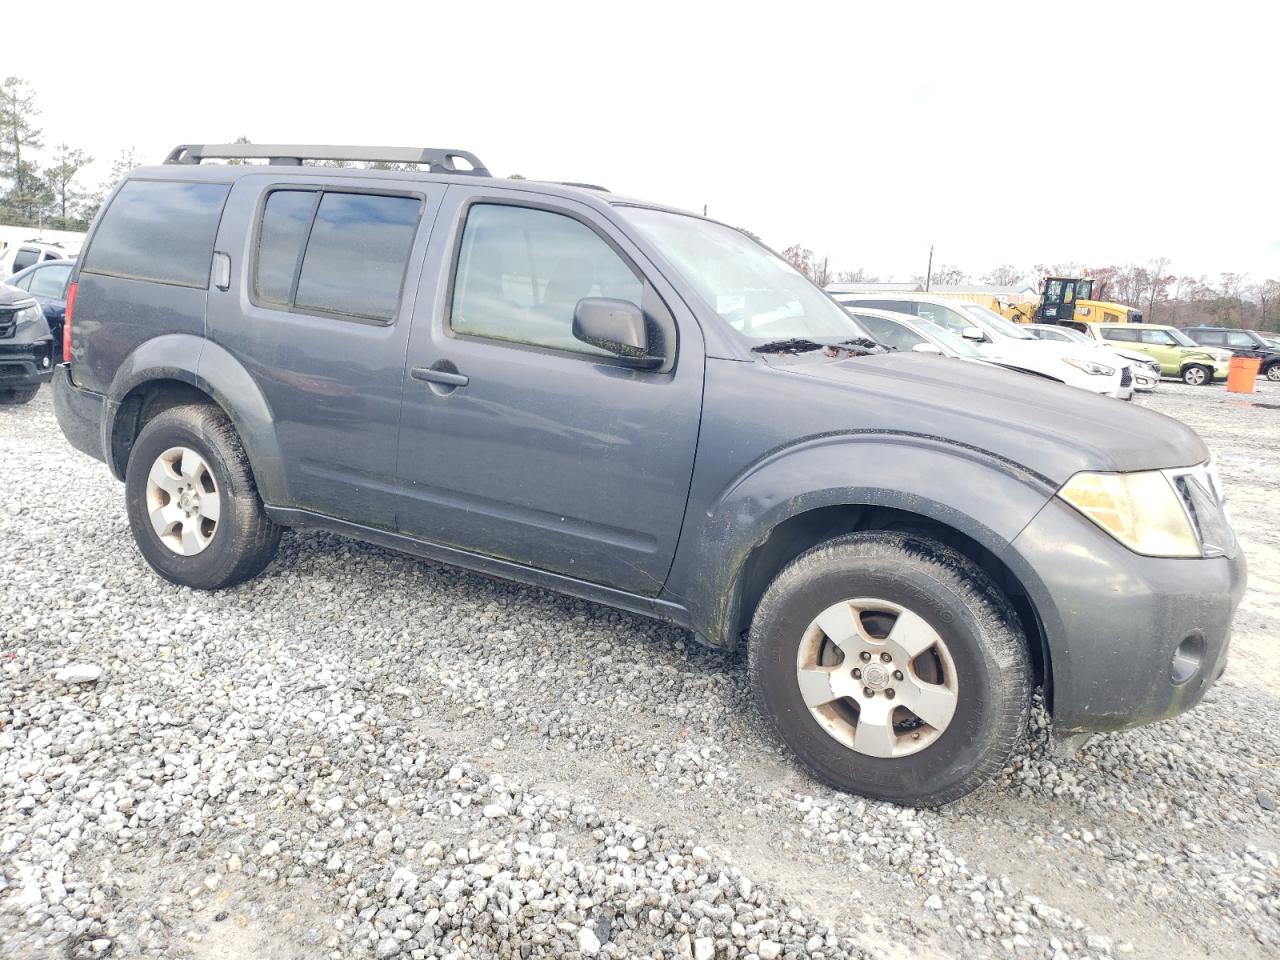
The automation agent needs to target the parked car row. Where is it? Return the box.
[41,142,1245,807]
[0,259,75,404]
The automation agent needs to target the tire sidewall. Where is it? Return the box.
[752,543,1021,804]
[125,411,243,587]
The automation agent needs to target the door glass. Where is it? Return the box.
[857,315,924,351]
[294,192,422,321]
[1139,330,1175,345]
[12,247,40,272]
[1044,280,1064,304]
[255,190,317,308]
[451,204,642,357]
[1102,327,1137,342]
[915,304,970,336]
[1226,332,1254,348]
[10,272,32,290]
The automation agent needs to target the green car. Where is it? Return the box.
[1082,323,1231,386]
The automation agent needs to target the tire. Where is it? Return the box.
[1181,364,1211,386]
[0,386,39,405]
[748,531,1031,807]
[124,403,282,590]
[1266,363,1280,383]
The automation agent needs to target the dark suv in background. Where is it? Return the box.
[52,143,1245,806]
[1183,327,1280,381]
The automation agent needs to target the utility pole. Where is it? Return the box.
[925,245,934,291]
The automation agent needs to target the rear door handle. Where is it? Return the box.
[411,366,469,387]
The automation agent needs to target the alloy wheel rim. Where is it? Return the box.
[795,598,959,758]
[1186,367,1206,385]
[145,446,220,556]
[1268,365,1280,382]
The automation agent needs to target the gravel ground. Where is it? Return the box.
[1,380,1277,960]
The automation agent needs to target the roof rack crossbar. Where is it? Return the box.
[163,144,490,176]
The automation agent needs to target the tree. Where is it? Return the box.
[981,264,1027,287]
[835,268,880,283]
[225,134,252,165]
[1143,257,1174,321]
[780,245,814,277]
[43,143,93,226]
[915,264,969,287]
[0,76,45,222]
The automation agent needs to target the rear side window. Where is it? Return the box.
[253,190,421,322]
[82,180,229,287]
[1102,326,1137,342]
[1194,330,1224,346]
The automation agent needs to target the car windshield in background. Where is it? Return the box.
[916,318,987,358]
[619,207,869,344]
[1050,327,1094,345]
[960,302,1035,339]
[1167,327,1200,347]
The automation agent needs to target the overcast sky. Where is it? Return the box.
[10,1,1277,283]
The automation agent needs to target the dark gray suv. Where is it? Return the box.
[53,143,1246,805]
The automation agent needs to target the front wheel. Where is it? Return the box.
[0,386,39,405]
[749,532,1032,806]
[1181,364,1212,386]
[1266,363,1280,383]
[124,404,282,590]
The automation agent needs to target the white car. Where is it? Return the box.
[1022,323,1160,391]
[830,293,1135,400]
[0,238,81,278]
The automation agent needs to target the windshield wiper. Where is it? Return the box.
[750,338,826,355]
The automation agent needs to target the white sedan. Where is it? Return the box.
[831,294,1136,400]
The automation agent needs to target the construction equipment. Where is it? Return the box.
[1036,276,1141,329]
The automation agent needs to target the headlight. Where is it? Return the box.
[1062,356,1115,377]
[15,304,44,326]
[1059,470,1200,557]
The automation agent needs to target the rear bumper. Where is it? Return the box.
[0,337,57,389]
[1010,498,1246,733]
[52,364,107,462]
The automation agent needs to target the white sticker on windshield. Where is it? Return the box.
[717,294,745,314]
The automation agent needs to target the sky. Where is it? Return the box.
[9,1,1278,285]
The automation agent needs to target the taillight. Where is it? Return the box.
[62,281,77,363]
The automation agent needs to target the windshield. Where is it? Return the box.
[619,207,870,343]
[1166,327,1199,347]
[1046,326,1093,345]
[914,318,986,358]
[961,303,1035,339]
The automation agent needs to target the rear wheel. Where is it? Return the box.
[1181,364,1211,386]
[749,531,1032,806]
[125,404,281,589]
[0,386,39,405]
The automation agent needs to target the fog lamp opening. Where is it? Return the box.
[1170,634,1205,686]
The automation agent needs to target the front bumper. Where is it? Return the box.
[0,336,57,389]
[1212,360,1230,380]
[1009,497,1246,733]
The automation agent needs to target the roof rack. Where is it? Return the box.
[553,181,610,192]
[163,144,491,176]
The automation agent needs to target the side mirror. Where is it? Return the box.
[911,342,943,355]
[961,326,985,342]
[573,298,661,367]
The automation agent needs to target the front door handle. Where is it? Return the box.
[411,365,469,387]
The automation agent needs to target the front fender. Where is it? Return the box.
[667,434,1058,647]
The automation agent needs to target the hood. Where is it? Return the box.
[0,282,37,308]
[980,337,1110,375]
[765,351,1208,481]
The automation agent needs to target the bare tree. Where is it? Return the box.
[915,264,969,286]
[980,264,1027,287]
[835,268,880,284]
[1144,257,1174,321]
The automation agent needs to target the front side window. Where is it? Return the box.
[451,204,642,357]
[253,190,421,322]
[27,263,72,298]
[856,314,924,351]
[1226,331,1255,348]
[918,303,975,336]
[82,180,229,287]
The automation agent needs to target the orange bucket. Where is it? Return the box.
[1226,355,1262,393]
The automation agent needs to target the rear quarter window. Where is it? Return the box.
[82,179,230,288]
